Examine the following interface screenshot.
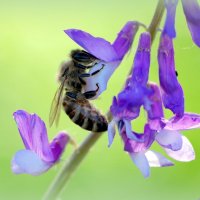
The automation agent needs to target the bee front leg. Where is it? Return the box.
[83,84,99,99]
[79,64,105,78]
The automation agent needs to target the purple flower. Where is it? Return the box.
[163,0,178,38]
[108,83,199,178]
[109,32,152,145]
[158,33,184,119]
[164,0,200,47]
[65,21,139,98]
[12,110,70,175]
[181,0,200,47]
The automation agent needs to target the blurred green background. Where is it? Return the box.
[1,0,200,199]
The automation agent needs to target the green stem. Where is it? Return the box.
[148,0,165,41]
[43,131,102,200]
[42,1,165,199]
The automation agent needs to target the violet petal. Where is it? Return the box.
[158,34,184,118]
[12,150,51,176]
[165,112,200,131]
[13,110,54,162]
[145,150,174,167]
[112,21,139,59]
[123,124,155,153]
[110,84,152,120]
[65,29,118,62]
[131,32,151,85]
[163,0,178,38]
[164,136,195,161]
[108,120,117,147]
[129,152,150,178]
[124,120,145,142]
[147,83,165,131]
[147,83,164,120]
[181,0,200,47]
[156,129,182,151]
[49,132,70,162]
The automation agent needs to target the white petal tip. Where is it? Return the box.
[12,150,51,176]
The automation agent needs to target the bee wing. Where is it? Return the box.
[49,80,65,127]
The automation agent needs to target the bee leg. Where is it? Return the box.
[66,92,77,99]
[83,84,99,99]
[74,62,87,69]
[79,73,90,78]
[79,77,86,85]
[79,64,105,78]
[72,50,97,63]
[91,64,105,76]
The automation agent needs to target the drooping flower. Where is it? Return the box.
[158,33,184,119]
[164,0,200,47]
[181,0,200,47]
[12,110,71,176]
[163,0,178,38]
[109,32,152,146]
[109,82,200,177]
[65,21,139,98]
[109,83,174,178]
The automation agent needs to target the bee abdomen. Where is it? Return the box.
[63,99,108,132]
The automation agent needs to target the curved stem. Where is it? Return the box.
[148,0,165,42]
[42,1,165,199]
[43,131,102,200]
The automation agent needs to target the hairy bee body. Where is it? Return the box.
[50,49,108,132]
[63,95,108,132]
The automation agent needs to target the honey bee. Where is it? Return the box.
[49,49,108,132]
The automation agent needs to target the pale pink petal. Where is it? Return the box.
[164,136,195,161]
[108,120,116,147]
[12,150,51,176]
[84,61,120,99]
[145,150,174,167]
[164,113,200,131]
[156,129,182,151]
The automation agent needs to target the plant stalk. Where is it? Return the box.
[148,0,165,42]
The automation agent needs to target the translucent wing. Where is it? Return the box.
[49,80,65,127]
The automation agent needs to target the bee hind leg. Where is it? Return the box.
[83,84,99,99]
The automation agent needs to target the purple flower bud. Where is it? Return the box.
[163,0,178,38]
[131,32,151,85]
[158,34,184,118]
[164,0,200,47]
[181,0,200,47]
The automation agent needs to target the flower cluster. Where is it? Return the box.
[12,1,200,178]
[106,3,200,177]
[12,21,139,175]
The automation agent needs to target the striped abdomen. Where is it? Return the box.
[62,96,108,132]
